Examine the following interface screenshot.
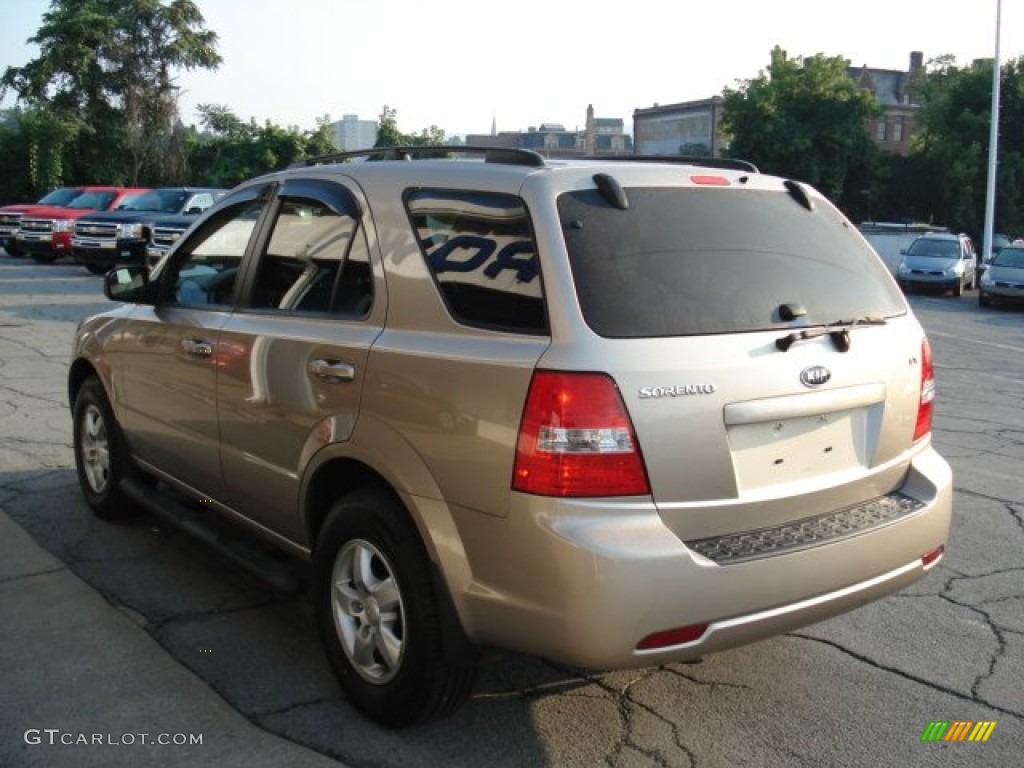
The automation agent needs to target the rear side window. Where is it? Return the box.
[406,189,546,334]
[558,187,906,338]
[248,198,372,317]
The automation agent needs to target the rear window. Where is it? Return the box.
[558,186,906,338]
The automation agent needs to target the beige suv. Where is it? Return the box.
[70,148,952,727]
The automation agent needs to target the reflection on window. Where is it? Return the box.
[249,199,372,316]
[406,189,546,333]
[169,200,263,307]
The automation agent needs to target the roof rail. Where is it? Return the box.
[585,155,759,173]
[290,145,546,169]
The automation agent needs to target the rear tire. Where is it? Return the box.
[72,377,135,519]
[313,488,475,727]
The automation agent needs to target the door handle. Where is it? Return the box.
[181,337,214,358]
[308,359,356,382]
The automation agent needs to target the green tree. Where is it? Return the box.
[1,0,221,187]
[905,55,1024,236]
[373,105,446,151]
[189,105,338,188]
[722,46,881,211]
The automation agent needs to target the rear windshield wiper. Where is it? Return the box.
[775,317,888,353]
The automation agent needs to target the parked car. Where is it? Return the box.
[72,187,225,274]
[145,208,223,268]
[895,232,977,296]
[978,232,1014,280]
[17,188,149,263]
[70,147,952,727]
[978,245,1024,307]
[0,187,96,256]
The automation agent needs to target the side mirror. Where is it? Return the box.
[899,248,907,255]
[104,265,152,303]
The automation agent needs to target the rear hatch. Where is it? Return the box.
[555,177,929,544]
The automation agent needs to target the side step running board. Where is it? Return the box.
[120,477,304,596]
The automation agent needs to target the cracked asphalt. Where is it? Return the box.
[0,254,1021,767]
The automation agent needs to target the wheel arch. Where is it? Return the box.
[302,452,479,662]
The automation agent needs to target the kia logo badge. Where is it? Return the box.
[800,365,831,388]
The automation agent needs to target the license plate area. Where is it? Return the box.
[727,408,867,492]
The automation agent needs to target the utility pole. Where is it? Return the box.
[982,0,1002,264]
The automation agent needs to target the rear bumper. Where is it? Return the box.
[449,446,952,670]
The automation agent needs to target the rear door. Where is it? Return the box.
[215,177,384,542]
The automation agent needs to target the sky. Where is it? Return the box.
[0,0,1021,138]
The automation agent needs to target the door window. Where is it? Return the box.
[247,194,373,317]
[161,198,265,308]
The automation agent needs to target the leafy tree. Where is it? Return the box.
[721,46,881,210]
[189,105,339,188]
[1,0,221,187]
[906,55,1024,236]
[373,105,446,151]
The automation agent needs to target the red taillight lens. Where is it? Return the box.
[914,338,935,441]
[921,546,944,569]
[512,371,650,497]
[636,623,709,650]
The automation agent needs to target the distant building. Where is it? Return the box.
[465,105,632,157]
[329,114,377,151]
[847,51,924,156]
[633,97,727,157]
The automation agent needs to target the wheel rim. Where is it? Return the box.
[79,404,110,494]
[331,539,406,684]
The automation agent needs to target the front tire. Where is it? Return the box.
[313,488,475,727]
[72,377,134,519]
[952,277,963,297]
[30,253,57,264]
[979,291,992,307]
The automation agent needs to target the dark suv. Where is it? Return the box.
[71,147,952,727]
[71,187,224,274]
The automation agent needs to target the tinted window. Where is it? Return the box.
[248,197,372,316]
[907,238,960,258]
[406,190,546,333]
[38,188,82,206]
[124,189,189,213]
[69,191,117,210]
[993,248,1024,268]
[558,187,906,338]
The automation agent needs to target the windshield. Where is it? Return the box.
[992,248,1024,268]
[122,189,189,213]
[558,186,906,338]
[38,188,82,206]
[907,238,959,258]
[69,191,117,210]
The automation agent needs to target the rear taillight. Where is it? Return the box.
[914,338,935,441]
[512,371,650,497]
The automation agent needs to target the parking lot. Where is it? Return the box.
[0,253,1021,767]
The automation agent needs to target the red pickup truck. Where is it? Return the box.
[17,186,149,263]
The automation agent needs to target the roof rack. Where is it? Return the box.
[291,145,546,169]
[586,155,759,173]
